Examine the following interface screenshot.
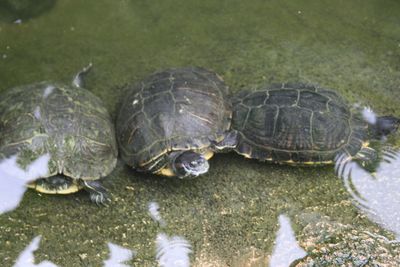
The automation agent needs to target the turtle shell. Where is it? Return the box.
[232,83,368,164]
[0,82,118,180]
[116,67,231,172]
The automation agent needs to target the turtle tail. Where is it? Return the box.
[72,63,93,88]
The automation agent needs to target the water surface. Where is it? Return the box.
[0,0,400,266]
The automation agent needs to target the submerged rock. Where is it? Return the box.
[296,215,400,266]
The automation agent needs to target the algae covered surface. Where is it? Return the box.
[0,0,400,266]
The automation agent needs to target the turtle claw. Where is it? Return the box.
[81,180,111,206]
[89,191,110,206]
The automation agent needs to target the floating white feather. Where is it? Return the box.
[13,236,57,267]
[0,154,50,214]
[103,243,135,267]
[269,214,307,267]
[362,106,377,125]
[155,233,192,267]
[43,85,55,99]
[148,201,166,227]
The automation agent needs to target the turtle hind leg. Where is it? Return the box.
[80,180,110,205]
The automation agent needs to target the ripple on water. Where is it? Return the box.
[335,148,400,242]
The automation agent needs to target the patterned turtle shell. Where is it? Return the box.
[0,82,118,181]
[232,83,368,165]
[116,67,232,173]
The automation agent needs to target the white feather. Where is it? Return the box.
[0,154,50,214]
[13,236,57,267]
[362,106,377,125]
[155,233,192,267]
[103,243,135,267]
[269,214,307,267]
[148,202,166,227]
[43,86,55,99]
[33,106,41,120]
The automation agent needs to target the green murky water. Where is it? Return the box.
[1,0,400,266]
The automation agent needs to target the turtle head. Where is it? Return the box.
[172,151,209,178]
[375,116,400,137]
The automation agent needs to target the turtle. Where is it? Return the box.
[231,83,399,165]
[0,64,118,204]
[116,67,236,178]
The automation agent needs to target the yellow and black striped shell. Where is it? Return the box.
[0,82,118,180]
[116,67,232,172]
[232,83,368,165]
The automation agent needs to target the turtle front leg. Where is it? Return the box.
[353,146,378,171]
[213,130,238,151]
[80,180,110,205]
[354,146,378,163]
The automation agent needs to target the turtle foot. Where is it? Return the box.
[213,130,238,151]
[353,146,379,172]
[354,147,378,164]
[81,180,111,206]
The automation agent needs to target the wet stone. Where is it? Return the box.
[296,215,400,266]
